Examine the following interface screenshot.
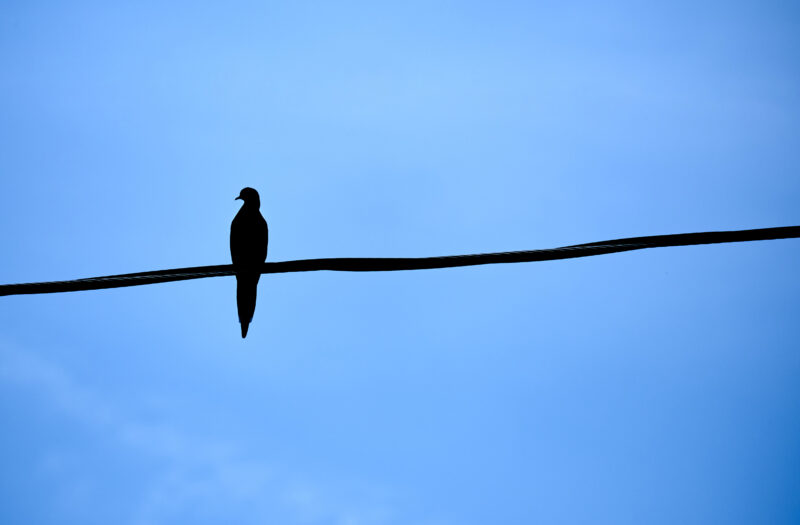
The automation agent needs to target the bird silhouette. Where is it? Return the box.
[230,187,269,338]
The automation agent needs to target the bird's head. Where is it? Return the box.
[235,187,261,207]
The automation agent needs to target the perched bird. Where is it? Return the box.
[230,187,269,338]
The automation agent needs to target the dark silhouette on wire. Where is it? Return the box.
[1,226,797,299]
[230,187,269,338]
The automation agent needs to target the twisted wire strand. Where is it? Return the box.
[1,225,798,297]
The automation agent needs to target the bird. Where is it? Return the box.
[230,187,269,338]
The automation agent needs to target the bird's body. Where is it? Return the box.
[230,187,268,338]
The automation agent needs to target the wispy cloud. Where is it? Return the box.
[0,343,394,525]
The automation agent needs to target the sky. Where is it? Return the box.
[1,1,799,523]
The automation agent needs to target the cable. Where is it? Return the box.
[1,225,798,297]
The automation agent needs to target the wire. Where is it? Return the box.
[1,225,798,297]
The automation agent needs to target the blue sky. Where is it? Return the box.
[1,1,799,523]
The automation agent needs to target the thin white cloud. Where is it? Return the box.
[0,343,395,525]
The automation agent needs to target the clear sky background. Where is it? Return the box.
[1,1,799,524]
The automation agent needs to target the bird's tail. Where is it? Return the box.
[236,272,261,339]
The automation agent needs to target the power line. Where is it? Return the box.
[1,225,798,297]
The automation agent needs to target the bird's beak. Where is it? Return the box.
[235,196,242,200]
